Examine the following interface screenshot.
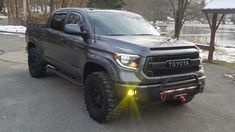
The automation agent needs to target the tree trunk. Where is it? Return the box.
[14,0,20,24]
[6,0,11,24]
[61,0,69,8]
[50,0,54,13]
[23,0,27,25]
[174,16,183,39]
[26,0,31,20]
[173,0,186,39]
[79,0,87,7]
[44,0,47,14]
[208,13,218,62]
[174,22,181,39]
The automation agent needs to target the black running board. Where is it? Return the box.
[46,65,83,87]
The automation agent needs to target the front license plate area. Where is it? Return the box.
[161,86,198,100]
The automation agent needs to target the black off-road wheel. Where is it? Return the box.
[85,72,122,123]
[28,48,47,78]
[165,95,194,105]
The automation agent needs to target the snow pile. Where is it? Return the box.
[0,25,26,33]
[224,74,234,79]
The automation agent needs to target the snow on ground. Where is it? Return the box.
[0,32,25,38]
[0,25,26,34]
[0,15,8,19]
[184,40,235,63]
[201,47,235,63]
[214,47,235,63]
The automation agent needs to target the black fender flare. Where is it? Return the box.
[85,53,119,82]
[27,37,43,54]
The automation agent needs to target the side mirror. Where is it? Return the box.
[64,24,87,36]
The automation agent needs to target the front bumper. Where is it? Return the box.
[115,75,205,103]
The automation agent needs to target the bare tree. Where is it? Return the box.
[125,0,170,25]
[168,0,203,39]
[149,0,169,23]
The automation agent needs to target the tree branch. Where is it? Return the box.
[169,0,176,17]
[216,14,225,30]
[205,13,212,30]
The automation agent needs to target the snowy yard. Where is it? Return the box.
[201,48,235,63]
[0,15,26,33]
[0,25,26,34]
[0,15,8,19]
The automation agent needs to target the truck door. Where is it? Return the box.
[58,12,87,78]
[43,12,68,67]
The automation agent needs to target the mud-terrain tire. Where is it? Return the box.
[85,72,122,123]
[28,48,47,78]
[165,96,194,105]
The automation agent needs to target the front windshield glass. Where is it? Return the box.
[88,11,160,36]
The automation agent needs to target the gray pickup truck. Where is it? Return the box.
[26,8,205,123]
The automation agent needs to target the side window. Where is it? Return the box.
[68,13,85,31]
[50,13,67,31]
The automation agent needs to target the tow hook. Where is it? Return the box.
[160,92,166,101]
[198,83,204,93]
[179,96,186,103]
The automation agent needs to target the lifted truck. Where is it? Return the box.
[26,8,205,123]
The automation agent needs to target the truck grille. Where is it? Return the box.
[144,53,200,77]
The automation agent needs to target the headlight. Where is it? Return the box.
[113,53,141,70]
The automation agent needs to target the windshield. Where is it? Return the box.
[88,11,160,36]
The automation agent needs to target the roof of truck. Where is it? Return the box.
[54,8,130,13]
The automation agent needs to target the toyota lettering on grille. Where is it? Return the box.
[168,60,191,68]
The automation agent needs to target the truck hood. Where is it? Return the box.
[97,35,198,56]
[100,35,195,48]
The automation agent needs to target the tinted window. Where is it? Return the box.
[68,13,85,31]
[51,13,67,31]
[88,11,160,36]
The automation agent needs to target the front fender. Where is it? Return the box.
[86,53,119,82]
[27,37,44,55]
[85,52,142,84]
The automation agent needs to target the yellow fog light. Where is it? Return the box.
[127,89,137,96]
[129,62,138,69]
